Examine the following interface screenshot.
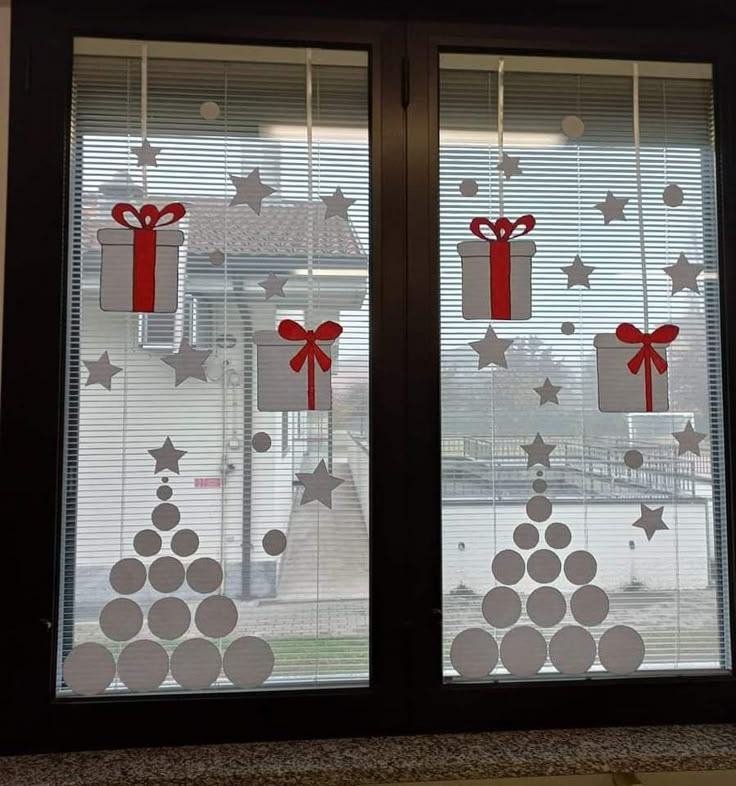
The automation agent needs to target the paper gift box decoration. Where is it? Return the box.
[594,323,679,413]
[98,202,186,313]
[457,215,537,320]
[254,319,343,411]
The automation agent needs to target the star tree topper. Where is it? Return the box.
[521,433,556,468]
[148,437,187,475]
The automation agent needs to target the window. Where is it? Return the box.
[4,7,736,753]
[59,39,370,696]
[439,55,728,680]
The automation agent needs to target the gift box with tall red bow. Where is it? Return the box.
[594,323,680,413]
[457,214,537,320]
[254,319,343,411]
[97,202,186,313]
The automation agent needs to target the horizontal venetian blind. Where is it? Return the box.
[439,55,729,681]
[59,41,370,697]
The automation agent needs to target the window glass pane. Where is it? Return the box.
[440,54,730,680]
[58,39,370,696]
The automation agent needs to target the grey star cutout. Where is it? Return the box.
[83,351,122,390]
[469,326,514,369]
[209,249,225,266]
[296,459,345,509]
[663,253,704,294]
[229,168,276,214]
[497,153,522,180]
[148,437,187,475]
[521,433,556,468]
[595,191,630,224]
[672,421,707,456]
[321,187,356,220]
[633,504,669,541]
[161,339,212,386]
[132,139,162,167]
[258,272,288,300]
[533,377,562,406]
[561,255,595,289]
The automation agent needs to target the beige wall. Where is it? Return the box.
[0,0,9,365]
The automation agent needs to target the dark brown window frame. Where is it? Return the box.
[2,2,736,755]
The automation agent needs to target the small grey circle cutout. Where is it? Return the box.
[149,556,185,593]
[561,114,585,139]
[223,636,275,688]
[199,101,221,121]
[527,549,562,584]
[491,550,525,585]
[532,478,547,493]
[171,638,222,690]
[99,598,143,641]
[117,640,169,692]
[148,597,191,640]
[561,322,576,335]
[156,485,173,501]
[252,432,272,452]
[171,529,199,557]
[545,522,572,549]
[526,495,552,523]
[482,586,522,628]
[109,558,146,595]
[500,626,547,676]
[599,625,645,674]
[450,628,499,678]
[624,449,644,469]
[459,179,479,197]
[263,529,287,556]
[151,502,180,531]
[663,183,684,207]
[513,522,539,550]
[195,595,238,638]
[187,557,223,593]
[550,626,596,675]
[564,551,598,585]
[134,529,162,557]
[526,586,566,627]
[570,584,610,626]
[63,643,115,696]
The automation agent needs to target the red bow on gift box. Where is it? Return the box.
[469,215,536,319]
[278,320,343,410]
[616,323,680,412]
[111,203,186,312]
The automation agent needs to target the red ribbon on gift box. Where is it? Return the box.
[278,319,343,410]
[469,215,536,319]
[616,322,680,412]
[111,203,186,312]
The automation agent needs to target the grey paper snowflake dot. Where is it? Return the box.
[491,549,525,585]
[527,549,562,584]
[63,643,115,696]
[526,586,566,627]
[110,558,146,595]
[134,529,162,557]
[99,598,143,641]
[526,495,552,523]
[151,502,180,531]
[252,432,272,452]
[513,522,539,550]
[459,179,479,197]
[561,322,576,335]
[117,640,169,693]
[549,626,596,675]
[545,522,572,549]
[663,183,684,207]
[209,249,225,266]
[624,449,644,469]
[223,636,275,688]
[500,626,547,676]
[199,101,221,121]
[171,638,222,690]
[263,529,287,556]
[482,587,522,628]
[561,115,585,139]
[450,628,499,678]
